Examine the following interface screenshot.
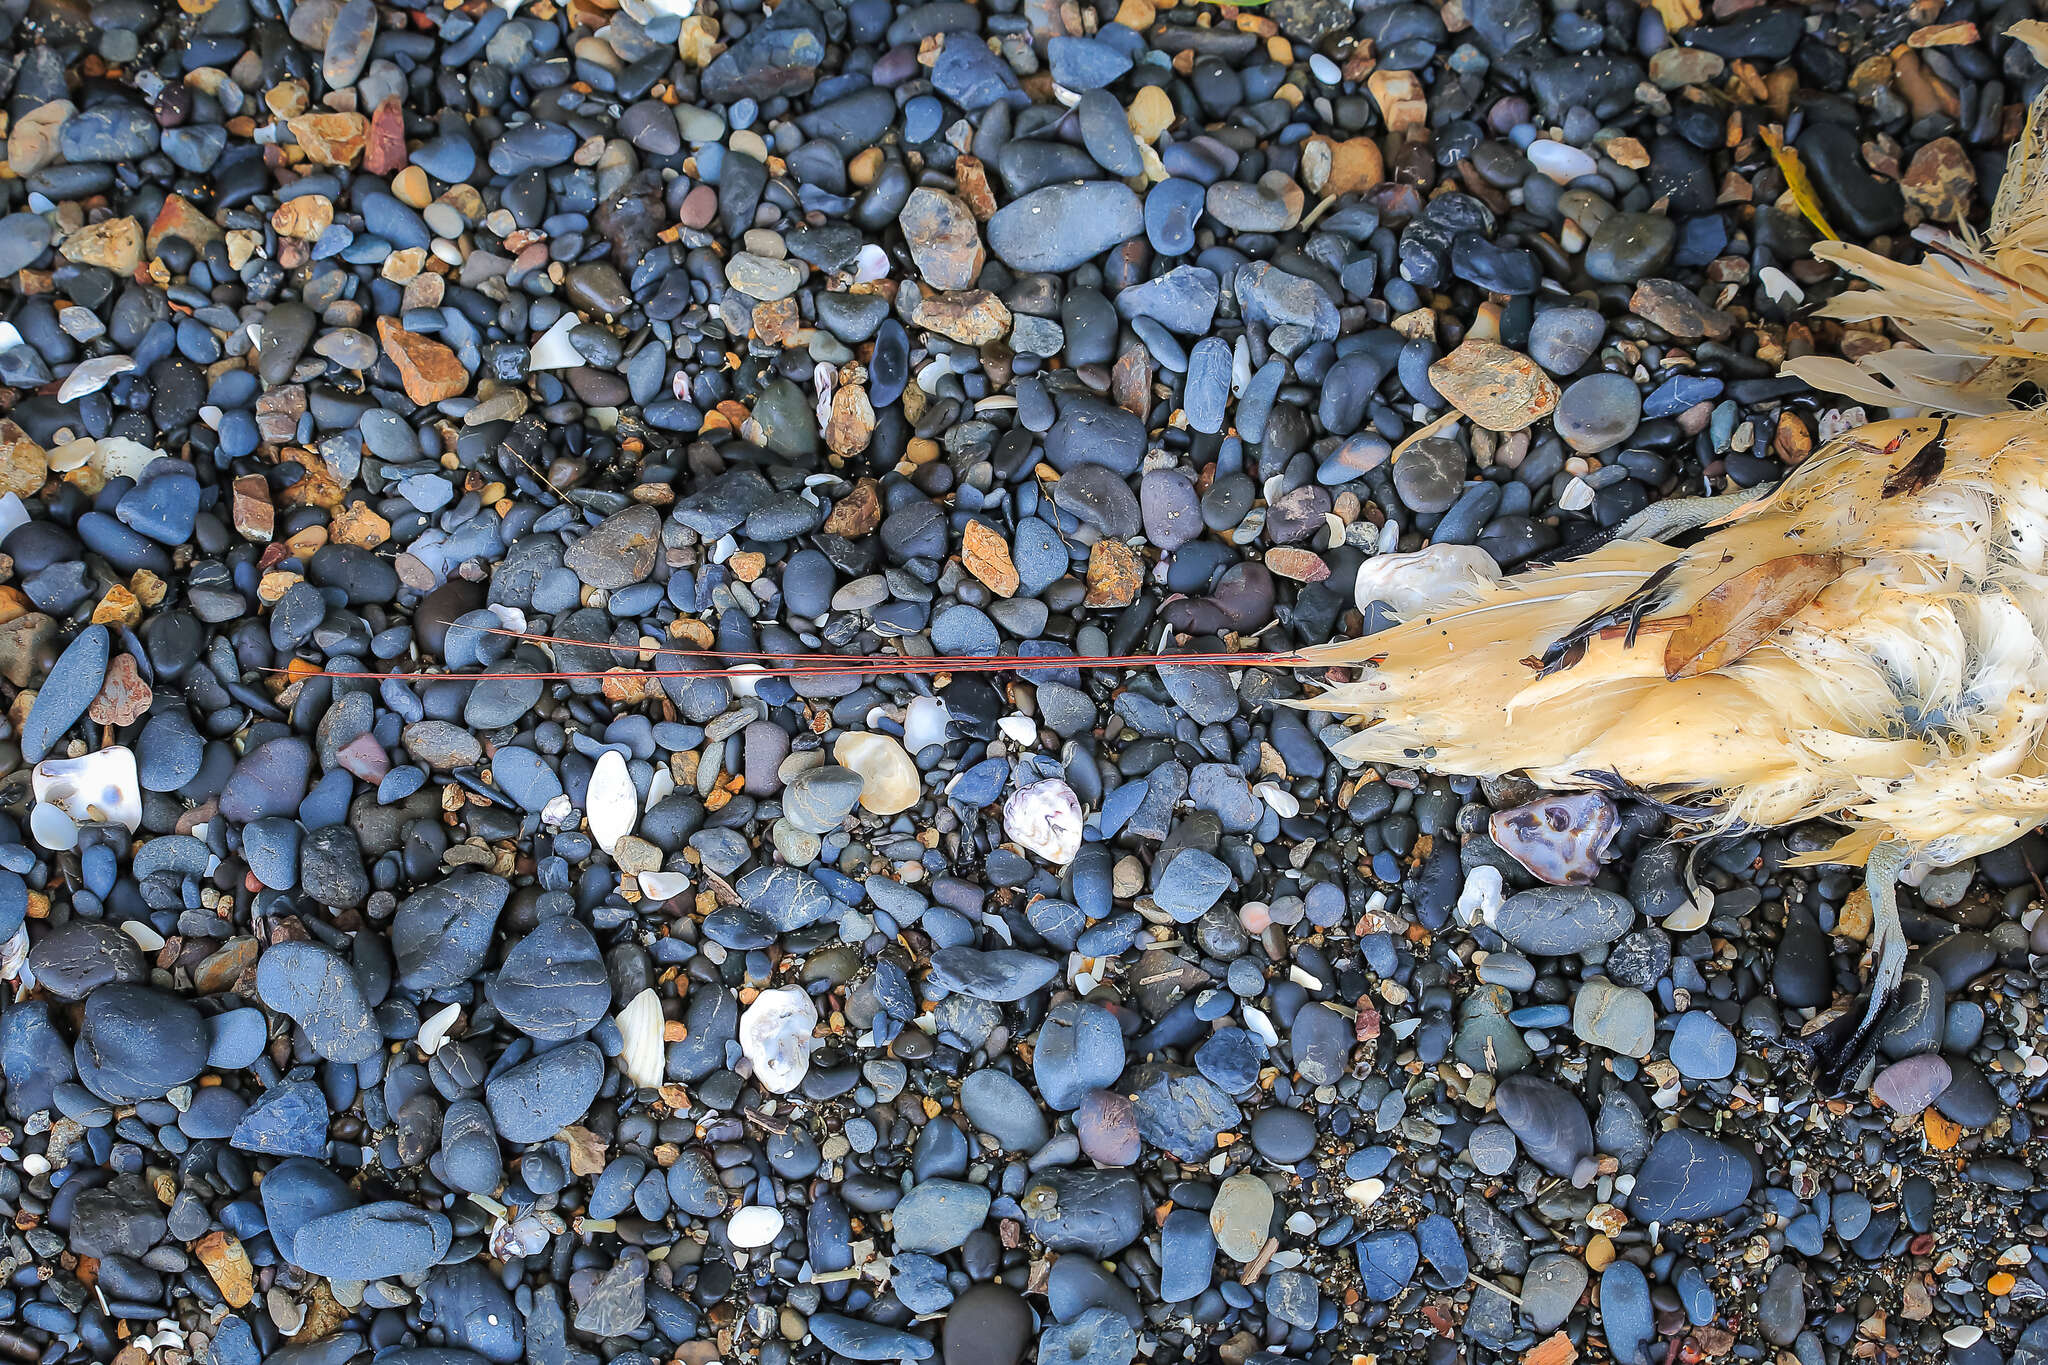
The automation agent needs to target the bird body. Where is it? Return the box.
[1303,413,2048,874]
[1299,413,2048,1083]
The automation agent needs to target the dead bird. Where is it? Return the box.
[1299,413,2048,1089]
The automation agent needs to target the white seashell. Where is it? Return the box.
[90,436,159,480]
[639,870,692,902]
[726,1205,785,1249]
[57,354,134,403]
[901,696,952,752]
[852,243,891,283]
[1253,782,1298,817]
[1458,865,1505,928]
[615,987,667,1090]
[417,1003,463,1055]
[1,924,30,982]
[526,314,584,370]
[738,986,819,1094]
[586,750,638,854]
[30,804,80,852]
[1002,778,1082,865]
[646,765,677,809]
[120,920,166,953]
[1353,543,1502,619]
[33,747,143,853]
[997,715,1037,747]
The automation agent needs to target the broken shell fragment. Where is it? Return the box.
[615,987,666,1090]
[738,986,819,1094]
[1488,792,1619,886]
[1003,778,1083,865]
[31,747,143,851]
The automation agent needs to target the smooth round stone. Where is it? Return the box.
[891,1179,993,1254]
[1392,437,1467,514]
[1528,306,1606,374]
[1493,886,1634,955]
[1572,978,1655,1057]
[1628,1130,1753,1223]
[1493,1074,1592,1176]
[1553,372,1642,453]
[958,1069,1048,1151]
[1667,1011,1737,1080]
[941,1284,1031,1365]
[1248,1107,1317,1163]
[782,764,865,834]
[484,1040,605,1143]
[1145,177,1207,256]
[1873,1054,1953,1115]
[1034,1001,1125,1110]
[1209,1172,1274,1262]
[487,917,612,1043]
[73,984,207,1102]
[1584,211,1676,283]
[1468,1122,1518,1175]
[1356,1229,1419,1301]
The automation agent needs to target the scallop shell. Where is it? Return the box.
[738,987,819,1095]
[586,749,637,854]
[615,987,666,1090]
[1002,778,1082,865]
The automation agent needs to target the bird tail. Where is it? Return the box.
[1295,536,1686,778]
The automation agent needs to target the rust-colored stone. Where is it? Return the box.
[1427,340,1559,432]
[232,473,275,542]
[1084,539,1141,608]
[962,519,1019,597]
[910,288,1010,345]
[824,478,882,536]
[377,316,470,404]
[364,95,408,176]
[288,112,369,167]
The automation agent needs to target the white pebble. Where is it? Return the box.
[1526,139,1598,184]
[727,1206,785,1249]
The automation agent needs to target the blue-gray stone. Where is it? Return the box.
[1629,1130,1752,1223]
[484,1040,605,1143]
[21,625,109,763]
[291,1201,452,1280]
[231,1078,330,1158]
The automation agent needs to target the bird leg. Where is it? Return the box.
[1614,486,1773,543]
[1812,839,1912,1092]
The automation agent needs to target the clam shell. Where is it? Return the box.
[615,987,666,1090]
[587,749,637,854]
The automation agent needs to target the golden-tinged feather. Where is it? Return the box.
[1782,28,2048,409]
[1295,415,2048,871]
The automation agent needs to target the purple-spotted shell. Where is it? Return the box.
[1003,778,1083,865]
[1488,792,1619,886]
